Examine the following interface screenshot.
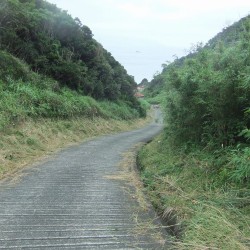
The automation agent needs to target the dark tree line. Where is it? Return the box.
[0,0,137,103]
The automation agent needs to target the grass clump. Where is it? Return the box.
[138,135,250,249]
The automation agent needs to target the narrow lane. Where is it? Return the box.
[0,113,167,249]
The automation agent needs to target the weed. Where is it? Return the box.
[138,134,250,249]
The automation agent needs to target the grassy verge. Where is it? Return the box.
[138,134,250,249]
[0,50,151,179]
[0,114,152,180]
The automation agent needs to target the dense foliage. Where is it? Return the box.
[164,43,250,148]
[139,15,250,248]
[206,15,250,49]
[0,50,143,131]
[142,74,165,104]
[0,0,138,103]
[146,15,250,185]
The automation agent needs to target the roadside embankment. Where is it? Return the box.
[138,134,250,250]
[0,115,151,180]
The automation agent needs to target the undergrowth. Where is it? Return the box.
[0,49,147,131]
[138,134,250,249]
[0,77,142,131]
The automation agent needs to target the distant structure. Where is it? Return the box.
[134,85,145,98]
[134,92,144,98]
[137,85,145,92]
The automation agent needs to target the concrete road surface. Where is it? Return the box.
[0,111,169,249]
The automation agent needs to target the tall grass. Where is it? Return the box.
[138,135,250,249]
[139,99,151,110]
[0,77,142,131]
[0,49,147,131]
[0,49,149,179]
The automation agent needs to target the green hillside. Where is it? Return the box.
[144,15,250,106]
[206,15,250,48]
[0,0,138,101]
[140,15,250,249]
[0,0,149,178]
[0,0,147,131]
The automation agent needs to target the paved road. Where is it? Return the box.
[0,110,168,249]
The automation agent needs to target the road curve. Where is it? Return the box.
[0,110,168,249]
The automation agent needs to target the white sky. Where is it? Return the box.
[47,0,250,83]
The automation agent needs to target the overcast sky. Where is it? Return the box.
[47,0,250,83]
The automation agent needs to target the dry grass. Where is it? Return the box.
[162,178,250,250]
[105,146,149,211]
[0,115,151,181]
[105,145,167,247]
[138,136,250,250]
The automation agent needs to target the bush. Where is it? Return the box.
[228,147,250,185]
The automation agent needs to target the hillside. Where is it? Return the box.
[0,0,148,130]
[0,0,138,102]
[145,14,250,148]
[139,15,250,249]
[144,15,250,105]
[206,14,250,48]
[0,0,149,179]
